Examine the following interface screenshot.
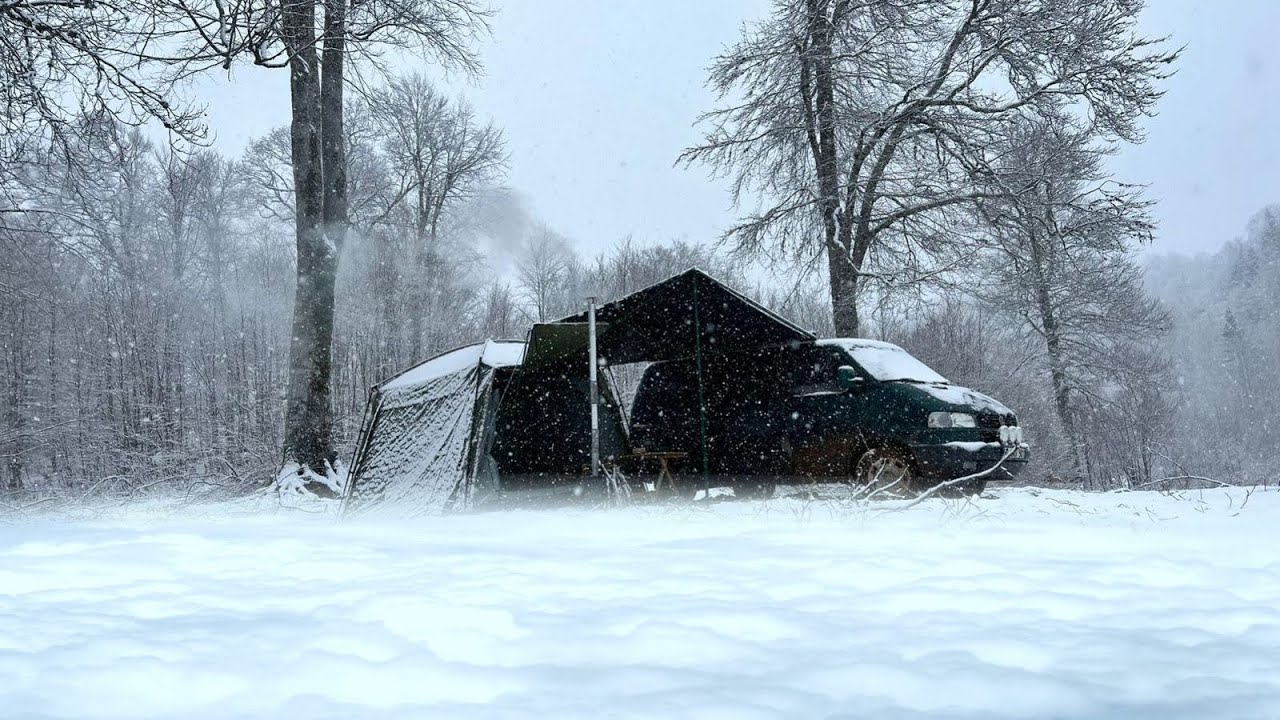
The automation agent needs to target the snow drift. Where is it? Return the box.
[1,487,1278,719]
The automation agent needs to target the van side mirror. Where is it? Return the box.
[836,365,863,391]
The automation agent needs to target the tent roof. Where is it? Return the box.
[380,340,525,391]
[555,268,814,365]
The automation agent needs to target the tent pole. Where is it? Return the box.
[692,278,710,494]
[588,296,600,476]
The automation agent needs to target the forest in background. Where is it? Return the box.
[2,0,1274,500]
[1,89,1277,496]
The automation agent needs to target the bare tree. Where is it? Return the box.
[682,0,1177,336]
[366,74,507,359]
[201,0,493,491]
[972,115,1168,481]
[236,78,506,422]
[515,227,576,322]
[2,0,494,491]
[480,281,517,339]
[0,0,210,170]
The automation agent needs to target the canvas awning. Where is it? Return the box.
[523,322,610,367]
[554,268,814,365]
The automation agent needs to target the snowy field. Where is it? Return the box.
[2,486,1279,719]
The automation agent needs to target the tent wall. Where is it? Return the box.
[344,364,494,516]
[491,363,627,487]
[344,354,629,514]
[630,348,794,476]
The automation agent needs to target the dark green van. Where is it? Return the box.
[629,338,1028,497]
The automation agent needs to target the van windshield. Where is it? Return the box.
[818,339,949,384]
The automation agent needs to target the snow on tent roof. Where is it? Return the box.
[381,340,525,391]
[479,340,526,369]
[555,268,814,365]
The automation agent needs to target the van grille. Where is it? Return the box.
[977,413,1016,429]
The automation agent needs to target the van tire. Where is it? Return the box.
[854,447,918,498]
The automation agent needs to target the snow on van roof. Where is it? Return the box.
[820,338,902,352]
[381,340,525,391]
[817,338,949,384]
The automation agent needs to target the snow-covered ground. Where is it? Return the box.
[2,486,1279,719]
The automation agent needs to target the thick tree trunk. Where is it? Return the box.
[803,0,861,337]
[318,0,347,475]
[280,0,338,479]
[827,239,860,336]
[321,0,347,258]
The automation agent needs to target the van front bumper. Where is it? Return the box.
[911,442,1029,481]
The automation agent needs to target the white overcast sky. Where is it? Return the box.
[192,0,1278,258]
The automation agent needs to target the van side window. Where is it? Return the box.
[790,346,852,395]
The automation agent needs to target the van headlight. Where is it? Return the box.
[928,411,976,428]
[999,425,1024,445]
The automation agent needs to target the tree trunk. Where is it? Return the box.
[373,243,400,375]
[1042,308,1081,479]
[804,0,860,337]
[280,0,338,479]
[1028,231,1084,481]
[827,239,860,336]
[5,306,28,492]
[319,0,347,469]
[407,240,426,360]
[321,0,347,260]
[47,296,60,478]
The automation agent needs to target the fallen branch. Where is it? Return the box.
[877,448,1015,514]
[1131,475,1229,491]
[0,495,59,516]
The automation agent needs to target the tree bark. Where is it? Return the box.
[5,305,28,492]
[1028,230,1084,480]
[280,0,339,477]
[827,239,859,336]
[407,211,428,360]
[321,0,347,257]
[801,0,861,337]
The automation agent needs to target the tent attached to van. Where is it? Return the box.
[342,267,820,515]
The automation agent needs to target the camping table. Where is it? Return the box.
[617,450,688,492]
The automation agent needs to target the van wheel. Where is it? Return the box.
[854,448,918,498]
